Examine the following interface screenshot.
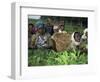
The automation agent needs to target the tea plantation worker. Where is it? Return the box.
[53,21,64,33]
[45,18,54,35]
[70,32,82,50]
[81,28,88,49]
[58,20,65,32]
[31,20,51,48]
[53,24,59,33]
[79,28,88,53]
[28,23,36,48]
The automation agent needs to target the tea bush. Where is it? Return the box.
[28,48,88,66]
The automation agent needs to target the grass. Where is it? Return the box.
[28,48,88,66]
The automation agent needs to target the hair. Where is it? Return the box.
[73,32,81,41]
[28,23,34,27]
[71,32,81,46]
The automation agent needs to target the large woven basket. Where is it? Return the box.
[51,32,71,52]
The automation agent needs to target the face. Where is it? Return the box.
[82,29,88,40]
[59,25,64,31]
[74,32,82,42]
[28,25,33,32]
[37,28,45,35]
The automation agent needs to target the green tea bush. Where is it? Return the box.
[28,48,88,66]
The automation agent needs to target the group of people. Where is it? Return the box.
[28,17,88,52]
[28,18,64,49]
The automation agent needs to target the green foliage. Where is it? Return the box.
[64,24,84,33]
[28,48,88,66]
